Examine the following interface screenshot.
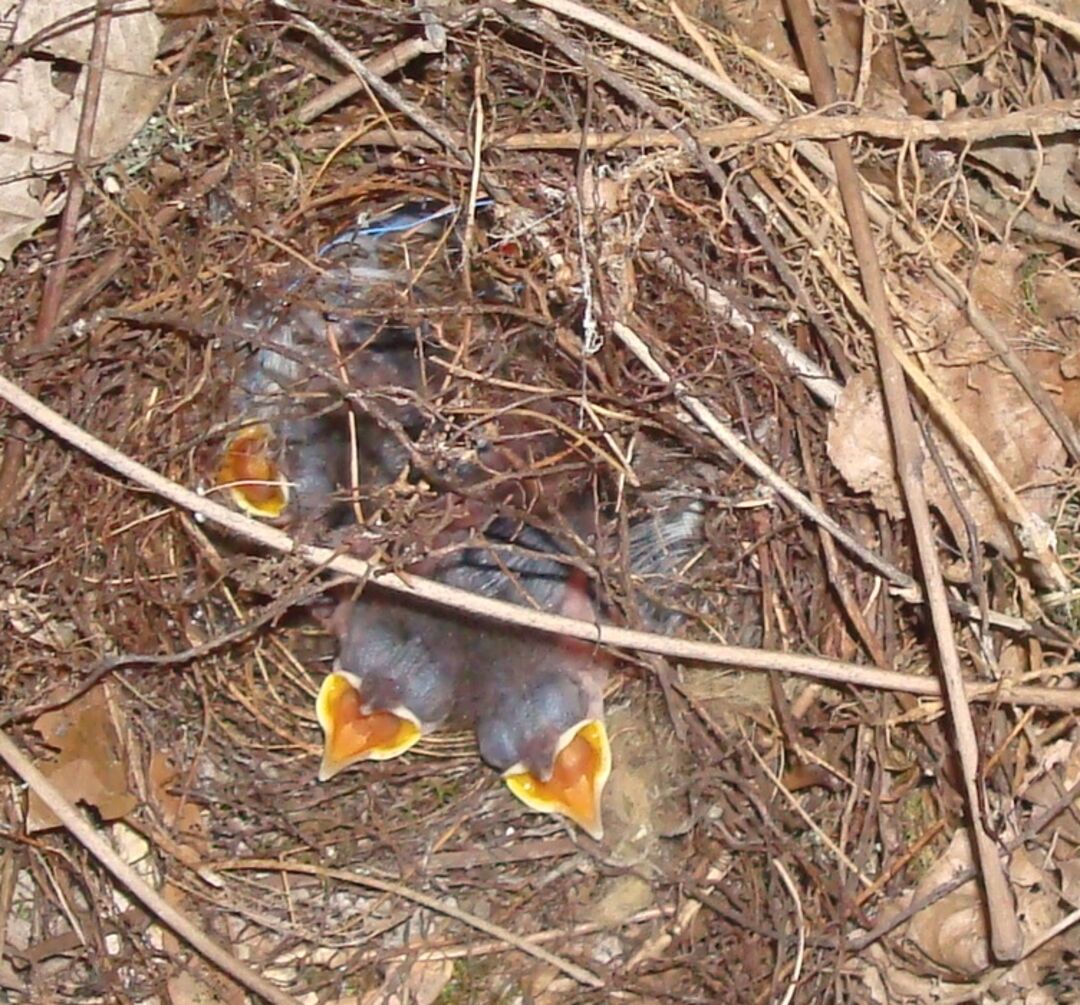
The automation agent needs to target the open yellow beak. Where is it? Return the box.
[503,720,611,839]
[215,423,290,519]
[315,671,422,780]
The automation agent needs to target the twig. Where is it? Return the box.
[376,906,671,967]
[311,96,1080,151]
[643,252,843,407]
[772,860,805,1005]
[276,1,473,171]
[624,861,729,970]
[785,0,1023,962]
[213,858,604,988]
[1,576,350,728]
[993,0,1080,43]
[292,15,459,125]
[3,370,1078,709]
[0,730,299,1005]
[610,318,889,575]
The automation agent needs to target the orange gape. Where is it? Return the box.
[316,672,423,779]
[216,424,288,517]
[505,720,609,838]
[539,732,601,821]
[326,683,411,763]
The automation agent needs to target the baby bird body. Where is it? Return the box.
[317,589,468,778]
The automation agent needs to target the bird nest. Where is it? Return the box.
[3,1,1080,1002]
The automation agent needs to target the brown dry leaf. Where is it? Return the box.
[1017,729,1080,844]
[898,0,971,66]
[724,0,796,70]
[1060,857,1080,909]
[28,684,137,833]
[857,940,960,1002]
[405,958,454,1005]
[972,136,1080,219]
[904,830,1063,986]
[0,146,62,263]
[905,832,990,978]
[148,750,208,854]
[828,250,1074,560]
[2,589,78,650]
[0,0,165,264]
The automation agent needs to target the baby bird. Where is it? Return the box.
[316,585,473,779]
[315,520,612,836]
[214,203,461,526]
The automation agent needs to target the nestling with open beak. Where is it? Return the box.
[316,504,702,839]
[214,200,593,529]
[315,519,613,837]
[316,586,475,778]
[214,202,471,525]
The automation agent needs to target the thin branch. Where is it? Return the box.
[0,372,1076,710]
[785,0,1024,962]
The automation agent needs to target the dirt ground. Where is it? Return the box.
[3,1,1080,1002]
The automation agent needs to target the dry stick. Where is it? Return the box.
[277,1,471,171]
[994,0,1080,44]
[785,0,1023,963]
[213,859,603,987]
[750,159,1065,587]
[375,906,671,968]
[609,320,1039,636]
[317,96,1080,151]
[609,321,894,583]
[642,252,843,409]
[0,731,299,1005]
[1,369,1076,711]
[293,19,451,125]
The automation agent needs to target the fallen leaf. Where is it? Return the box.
[828,250,1075,562]
[405,957,454,1005]
[904,829,1064,985]
[167,971,231,1005]
[0,0,166,265]
[905,832,990,978]
[28,684,137,833]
